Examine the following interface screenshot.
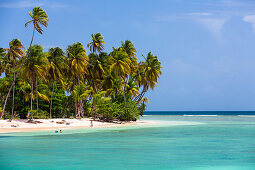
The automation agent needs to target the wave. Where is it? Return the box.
[183,115,218,117]
[237,115,255,117]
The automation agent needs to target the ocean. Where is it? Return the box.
[1,112,255,170]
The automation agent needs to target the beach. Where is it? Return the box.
[0,117,204,133]
[0,119,142,133]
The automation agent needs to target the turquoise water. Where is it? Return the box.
[1,115,255,170]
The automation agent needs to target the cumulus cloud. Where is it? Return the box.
[243,15,255,31]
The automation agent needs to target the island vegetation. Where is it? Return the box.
[0,7,162,122]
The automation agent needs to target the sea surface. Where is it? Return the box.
[1,111,255,170]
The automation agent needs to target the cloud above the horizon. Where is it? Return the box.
[243,15,255,32]
[196,18,228,38]
[155,12,228,39]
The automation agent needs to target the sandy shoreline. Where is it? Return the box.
[0,118,203,134]
[0,118,149,133]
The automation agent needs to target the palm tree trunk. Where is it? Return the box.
[1,26,36,118]
[119,73,126,106]
[49,81,55,119]
[30,78,33,119]
[36,77,38,115]
[74,100,77,118]
[10,65,16,122]
[81,101,84,118]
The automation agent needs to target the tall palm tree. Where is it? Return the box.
[4,39,25,121]
[2,7,48,117]
[0,48,7,77]
[21,45,48,119]
[121,40,137,73]
[87,33,105,53]
[47,47,66,119]
[135,52,162,103]
[109,48,131,105]
[67,42,88,117]
[88,52,108,90]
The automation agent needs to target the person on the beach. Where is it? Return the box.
[90,120,93,127]
[60,130,62,133]
[27,110,31,119]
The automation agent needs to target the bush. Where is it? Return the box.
[32,109,49,119]
[98,100,139,122]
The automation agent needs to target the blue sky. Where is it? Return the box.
[1,0,255,111]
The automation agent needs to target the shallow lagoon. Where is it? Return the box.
[1,115,255,170]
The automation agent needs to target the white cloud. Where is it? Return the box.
[243,15,255,32]
[196,18,228,38]
[155,12,228,39]
[188,12,212,16]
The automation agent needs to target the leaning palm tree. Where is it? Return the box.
[21,45,48,119]
[135,52,162,103]
[4,39,25,121]
[47,47,66,119]
[125,78,139,101]
[109,48,131,105]
[1,7,49,118]
[87,33,106,53]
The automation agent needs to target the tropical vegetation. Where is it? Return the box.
[0,7,162,122]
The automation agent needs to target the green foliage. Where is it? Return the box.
[98,100,140,122]
[1,6,162,122]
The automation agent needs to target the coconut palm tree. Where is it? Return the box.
[73,84,91,118]
[2,7,49,117]
[135,52,162,103]
[125,78,139,100]
[109,48,131,105]
[47,47,66,119]
[88,52,108,89]
[87,33,105,53]
[121,40,137,73]
[66,42,88,117]
[21,45,48,119]
[4,39,25,121]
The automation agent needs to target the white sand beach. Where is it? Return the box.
[0,118,203,133]
[0,119,145,133]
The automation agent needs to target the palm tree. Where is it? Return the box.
[73,84,91,118]
[66,42,88,117]
[21,45,48,119]
[47,47,66,119]
[121,40,137,73]
[135,52,162,103]
[125,78,139,101]
[109,48,131,105]
[91,90,111,120]
[88,52,108,89]
[2,7,49,117]
[4,39,25,121]
[87,33,105,53]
